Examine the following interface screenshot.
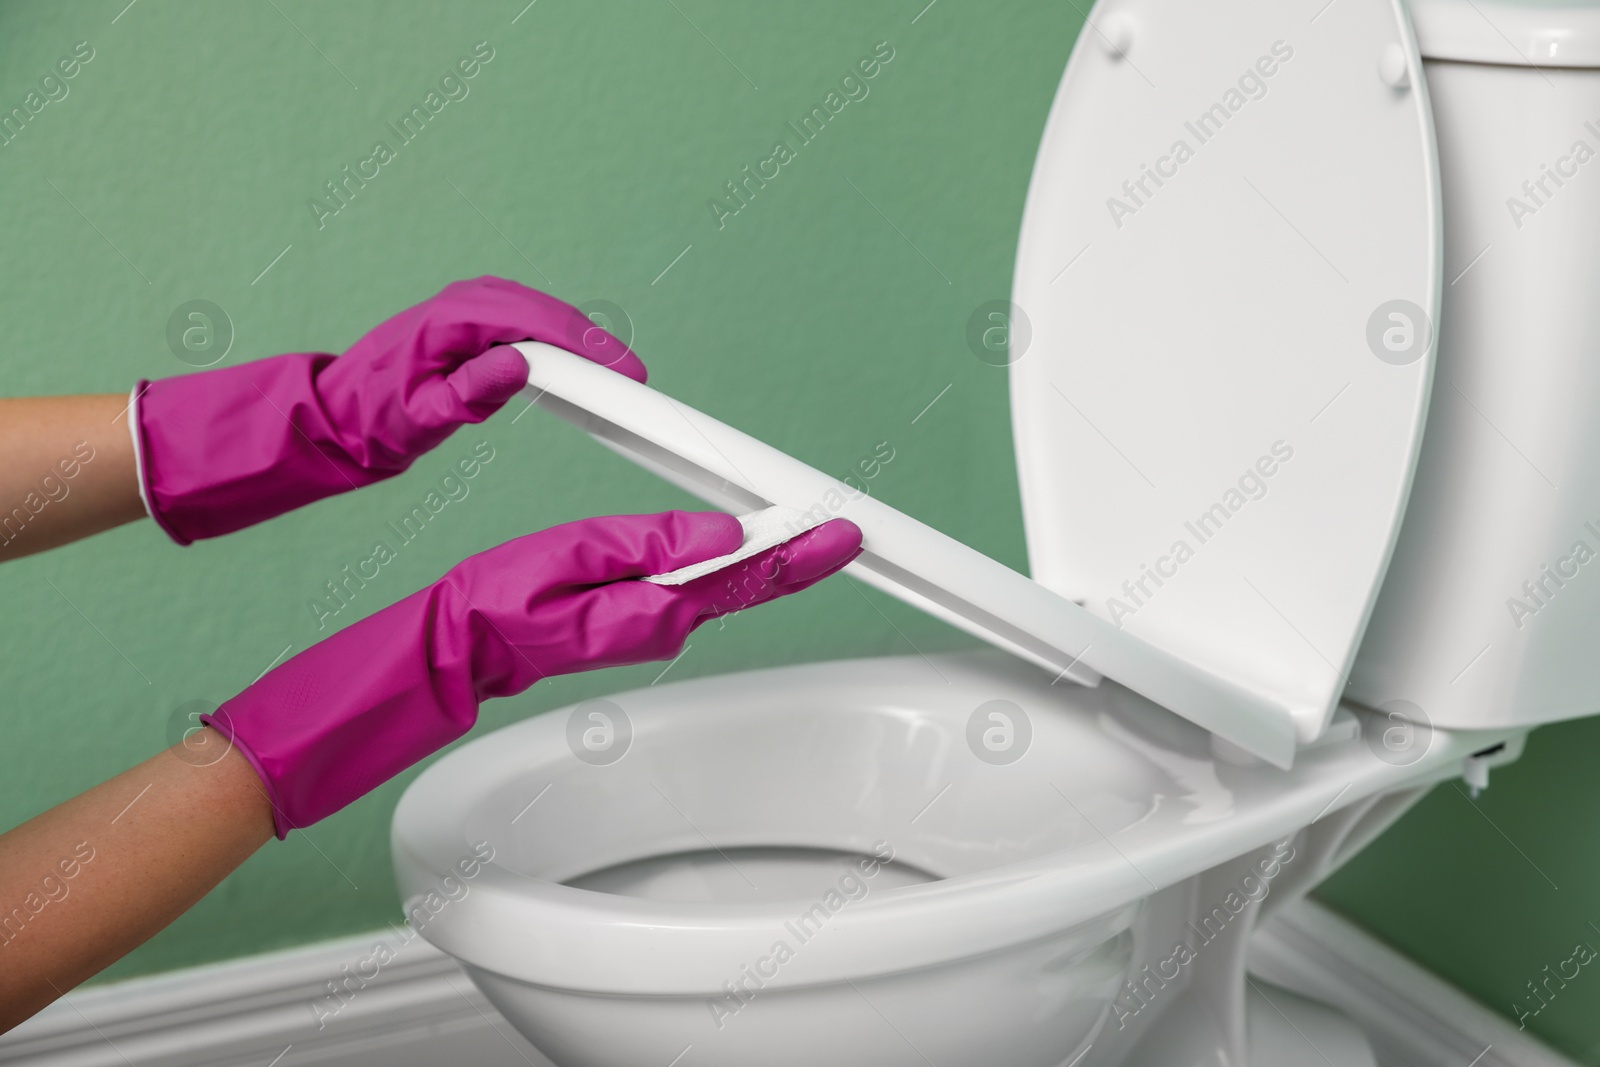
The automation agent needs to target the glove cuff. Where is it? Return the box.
[129,379,193,546]
[198,708,292,839]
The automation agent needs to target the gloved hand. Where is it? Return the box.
[134,276,645,544]
[202,511,863,837]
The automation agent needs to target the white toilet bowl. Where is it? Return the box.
[392,653,1519,1066]
[394,0,1600,1061]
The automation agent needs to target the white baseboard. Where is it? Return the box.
[1250,898,1577,1067]
[0,928,551,1067]
[0,901,1576,1067]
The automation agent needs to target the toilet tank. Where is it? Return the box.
[1348,0,1600,729]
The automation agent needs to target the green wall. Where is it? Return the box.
[0,1,1595,1061]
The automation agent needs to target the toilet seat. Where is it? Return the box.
[392,653,1510,996]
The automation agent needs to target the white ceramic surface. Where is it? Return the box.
[1350,48,1600,730]
[1410,0,1600,66]
[392,653,1516,1066]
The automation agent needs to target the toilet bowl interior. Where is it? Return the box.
[567,845,939,905]
[459,671,1175,894]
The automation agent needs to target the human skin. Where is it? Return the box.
[0,730,273,1032]
[0,394,147,562]
[0,392,276,1033]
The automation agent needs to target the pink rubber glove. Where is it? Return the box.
[202,511,863,837]
[134,276,645,544]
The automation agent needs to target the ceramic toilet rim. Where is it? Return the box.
[392,749,1472,995]
[401,863,1148,996]
[394,841,1156,996]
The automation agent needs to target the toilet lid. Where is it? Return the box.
[1010,0,1441,750]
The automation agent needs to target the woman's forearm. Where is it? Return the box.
[0,394,146,562]
[0,729,274,1031]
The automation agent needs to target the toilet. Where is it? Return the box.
[392,1,1600,1064]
